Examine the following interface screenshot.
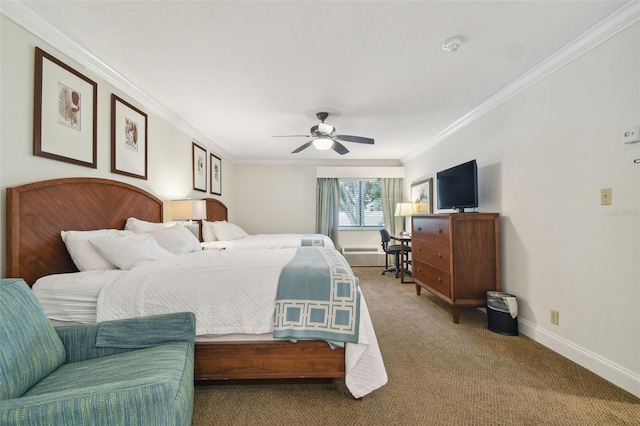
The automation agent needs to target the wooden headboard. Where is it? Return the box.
[203,197,228,222]
[6,177,163,285]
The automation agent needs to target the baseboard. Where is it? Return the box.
[518,318,640,398]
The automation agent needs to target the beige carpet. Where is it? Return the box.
[192,267,640,425]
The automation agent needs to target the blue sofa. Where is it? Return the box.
[0,278,195,425]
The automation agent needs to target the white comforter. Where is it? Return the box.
[200,233,335,250]
[96,249,387,398]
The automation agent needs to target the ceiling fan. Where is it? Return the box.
[273,112,374,155]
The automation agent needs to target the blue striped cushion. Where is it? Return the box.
[25,343,188,396]
[0,278,66,400]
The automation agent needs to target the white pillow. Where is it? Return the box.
[211,221,248,241]
[201,219,218,242]
[89,233,173,270]
[145,223,201,254]
[124,217,169,233]
[61,229,133,271]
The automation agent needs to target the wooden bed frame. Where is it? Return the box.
[5,177,345,382]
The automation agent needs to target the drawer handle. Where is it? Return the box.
[417,227,422,231]
[417,247,422,252]
[437,277,442,284]
[417,267,421,273]
[437,253,442,259]
[437,229,443,234]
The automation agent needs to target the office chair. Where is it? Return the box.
[379,229,411,278]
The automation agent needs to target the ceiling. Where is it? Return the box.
[15,1,630,163]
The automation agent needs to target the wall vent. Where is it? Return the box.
[341,247,385,267]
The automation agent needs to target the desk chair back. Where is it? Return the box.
[380,229,401,274]
[379,228,392,251]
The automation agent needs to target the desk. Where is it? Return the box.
[390,234,412,283]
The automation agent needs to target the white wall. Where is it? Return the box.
[403,23,640,396]
[234,165,317,234]
[0,16,235,275]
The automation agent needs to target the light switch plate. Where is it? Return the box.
[601,188,612,205]
[622,127,640,145]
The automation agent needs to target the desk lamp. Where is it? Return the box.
[394,202,414,236]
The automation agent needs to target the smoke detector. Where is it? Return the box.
[442,36,465,53]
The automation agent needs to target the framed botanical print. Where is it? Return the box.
[34,47,97,168]
[210,153,222,196]
[192,142,207,192]
[111,94,148,180]
[411,178,433,214]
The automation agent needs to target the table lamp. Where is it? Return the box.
[171,199,206,238]
[394,202,414,236]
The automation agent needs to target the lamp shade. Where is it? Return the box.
[395,202,414,217]
[171,199,206,221]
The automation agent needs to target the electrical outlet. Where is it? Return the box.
[550,309,559,325]
[601,188,612,205]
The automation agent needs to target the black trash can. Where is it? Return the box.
[487,291,518,336]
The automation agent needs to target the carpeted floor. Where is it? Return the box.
[192,267,640,425]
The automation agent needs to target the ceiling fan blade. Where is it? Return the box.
[292,141,314,154]
[272,135,311,138]
[331,141,349,155]
[335,134,374,145]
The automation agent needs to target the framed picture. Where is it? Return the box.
[210,153,222,196]
[111,94,148,180]
[192,142,207,192]
[34,47,97,168]
[411,178,433,214]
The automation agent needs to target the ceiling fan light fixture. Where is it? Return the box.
[313,138,333,150]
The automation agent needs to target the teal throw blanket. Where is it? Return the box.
[301,234,326,246]
[274,247,360,348]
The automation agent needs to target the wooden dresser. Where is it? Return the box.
[411,213,500,323]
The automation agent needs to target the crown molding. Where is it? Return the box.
[401,1,640,162]
[234,158,402,167]
[0,1,235,163]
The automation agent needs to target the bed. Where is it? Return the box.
[199,199,335,250]
[5,178,387,399]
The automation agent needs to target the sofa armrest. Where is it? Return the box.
[56,312,195,363]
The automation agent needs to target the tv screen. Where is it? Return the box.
[436,160,478,212]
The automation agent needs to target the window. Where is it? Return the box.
[339,179,384,229]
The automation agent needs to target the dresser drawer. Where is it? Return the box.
[412,216,450,244]
[413,260,451,298]
[412,239,450,271]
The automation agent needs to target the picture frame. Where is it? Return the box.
[210,153,222,196]
[111,94,148,180]
[192,142,207,192]
[411,178,433,214]
[34,47,97,168]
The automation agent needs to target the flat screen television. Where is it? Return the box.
[436,159,478,212]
